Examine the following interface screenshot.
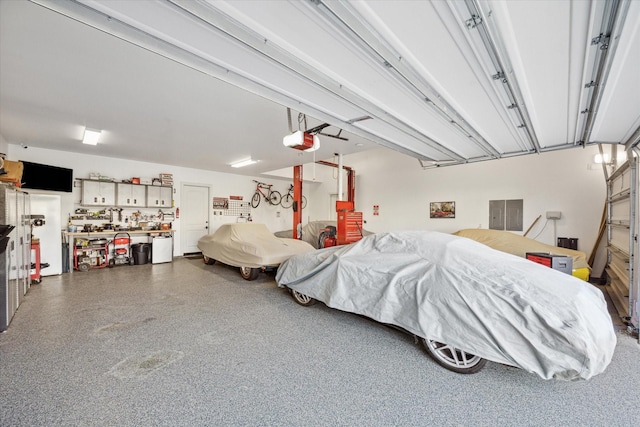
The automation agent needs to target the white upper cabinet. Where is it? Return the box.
[116,183,146,207]
[81,180,116,206]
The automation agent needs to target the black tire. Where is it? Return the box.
[281,194,306,209]
[419,338,487,374]
[281,194,293,209]
[108,259,115,268]
[251,192,261,208]
[290,289,316,306]
[239,266,260,281]
[268,191,282,205]
[203,255,216,265]
[78,263,90,272]
[129,257,135,266]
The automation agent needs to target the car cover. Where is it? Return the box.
[275,220,373,248]
[198,223,314,268]
[276,231,616,380]
[453,228,590,271]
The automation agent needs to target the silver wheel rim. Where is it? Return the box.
[425,340,483,369]
[240,267,250,276]
[292,290,312,304]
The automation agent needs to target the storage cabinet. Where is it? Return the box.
[81,180,171,208]
[116,183,146,207]
[1,183,30,332]
[146,185,172,207]
[81,180,116,206]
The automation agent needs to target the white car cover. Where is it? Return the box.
[198,223,315,268]
[276,231,616,380]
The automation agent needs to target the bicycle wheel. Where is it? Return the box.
[281,194,293,209]
[269,191,282,205]
[251,192,261,208]
[301,195,307,209]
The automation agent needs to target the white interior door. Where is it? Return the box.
[181,184,210,254]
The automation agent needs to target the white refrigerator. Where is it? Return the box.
[30,194,62,276]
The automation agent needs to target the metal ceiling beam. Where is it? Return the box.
[31,0,459,163]
[579,0,631,146]
[168,0,465,163]
[624,125,640,151]
[462,0,541,154]
[312,0,501,160]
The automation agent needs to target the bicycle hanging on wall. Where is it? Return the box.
[280,184,307,209]
[251,180,282,208]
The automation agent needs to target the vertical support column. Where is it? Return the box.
[293,165,303,239]
[630,148,639,334]
[337,153,343,201]
[347,169,355,203]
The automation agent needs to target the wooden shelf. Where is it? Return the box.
[67,230,174,237]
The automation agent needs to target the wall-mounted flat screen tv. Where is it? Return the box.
[19,160,73,193]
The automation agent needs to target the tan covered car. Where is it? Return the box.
[452,229,591,281]
[198,223,315,280]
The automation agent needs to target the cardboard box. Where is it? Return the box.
[0,160,24,186]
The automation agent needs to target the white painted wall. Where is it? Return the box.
[7,142,613,276]
[0,133,7,157]
[342,145,607,261]
[6,144,315,256]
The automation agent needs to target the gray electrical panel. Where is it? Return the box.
[505,199,523,231]
[489,200,504,230]
[490,199,523,231]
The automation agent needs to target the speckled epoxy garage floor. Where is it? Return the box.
[1,257,639,426]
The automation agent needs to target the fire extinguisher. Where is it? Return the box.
[176,207,180,218]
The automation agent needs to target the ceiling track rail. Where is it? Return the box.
[167,0,465,163]
[462,0,541,154]
[32,0,458,163]
[578,0,629,146]
[624,125,640,152]
[418,141,606,169]
[313,0,501,160]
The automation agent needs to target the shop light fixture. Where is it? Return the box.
[82,128,102,145]
[230,158,257,168]
[42,0,462,163]
[594,152,627,165]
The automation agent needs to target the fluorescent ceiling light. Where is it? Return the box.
[230,158,257,168]
[82,128,102,145]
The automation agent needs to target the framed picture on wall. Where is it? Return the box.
[430,201,455,219]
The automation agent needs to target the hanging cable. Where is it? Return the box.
[531,219,550,240]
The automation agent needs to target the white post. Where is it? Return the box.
[337,153,343,201]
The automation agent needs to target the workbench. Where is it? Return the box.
[65,229,175,271]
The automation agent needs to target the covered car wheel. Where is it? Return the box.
[203,255,215,265]
[419,338,487,374]
[240,267,260,281]
[290,289,316,306]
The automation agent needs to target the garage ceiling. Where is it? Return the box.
[1,0,639,175]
